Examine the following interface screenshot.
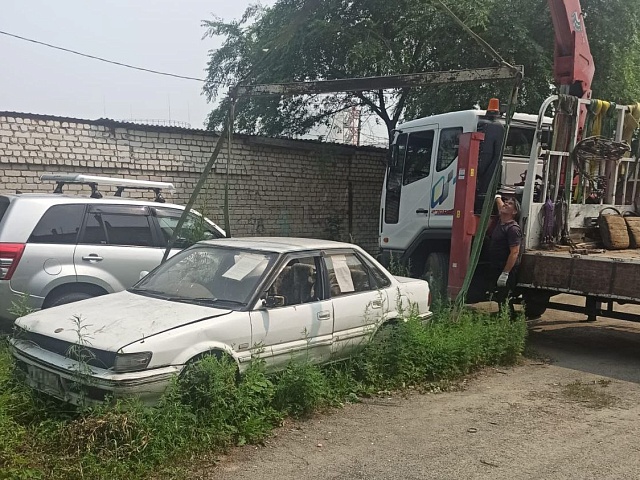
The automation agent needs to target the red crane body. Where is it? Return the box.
[548,0,595,100]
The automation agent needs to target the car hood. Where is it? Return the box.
[14,291,232,351]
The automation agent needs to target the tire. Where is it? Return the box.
[424,252,449,300]
[179,351,239,381]
[47,291,95,308]
[522,290,551,320]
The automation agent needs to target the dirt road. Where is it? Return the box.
[201,295,640,480]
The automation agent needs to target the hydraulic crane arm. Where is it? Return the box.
[548,0,595,100]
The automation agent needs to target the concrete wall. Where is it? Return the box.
[0,112,387,253]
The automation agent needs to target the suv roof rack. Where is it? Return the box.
[40,174,176,203]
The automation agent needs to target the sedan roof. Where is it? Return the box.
[198,237,358,254]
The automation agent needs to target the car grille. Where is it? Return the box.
[13,327,117,369]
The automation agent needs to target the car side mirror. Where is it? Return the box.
[262,295,285,309]
[139,271,149,280]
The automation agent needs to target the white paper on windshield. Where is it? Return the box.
[222,254,267,281]
[331,255,354,293]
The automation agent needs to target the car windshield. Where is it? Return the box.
[131,245,276,306]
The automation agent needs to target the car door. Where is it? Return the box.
[74,204,163,292]
[249,254,333,369]
[324,250,390,359]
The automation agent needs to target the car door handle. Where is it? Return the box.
[317,311,332,321]
[371,300,383,309]
[82,255,103,262]
[416,208,429,214]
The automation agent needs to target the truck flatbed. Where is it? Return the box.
[519,248,640,302]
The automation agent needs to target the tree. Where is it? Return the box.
[203,0,499,141]
[580,0,640,103]
[203,0,640,142]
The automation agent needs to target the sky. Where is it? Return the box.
[1,0,277,129]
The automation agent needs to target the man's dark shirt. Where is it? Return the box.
[489,220,522,269]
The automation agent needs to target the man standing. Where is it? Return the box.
[488,194,522,314]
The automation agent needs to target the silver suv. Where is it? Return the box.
[0,176,224,328]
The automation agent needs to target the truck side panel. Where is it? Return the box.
[519,251,640,302]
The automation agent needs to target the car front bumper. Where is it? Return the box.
[10,338,182,406]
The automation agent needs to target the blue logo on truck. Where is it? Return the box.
[431,170,456,208]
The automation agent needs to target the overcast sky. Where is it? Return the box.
[1,0,276,128]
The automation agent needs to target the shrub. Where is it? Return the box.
[272,360,329,416]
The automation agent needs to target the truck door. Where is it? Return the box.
[381,126,437,251]
[428,127,463,229]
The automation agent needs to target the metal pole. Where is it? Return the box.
[161,119,230,263]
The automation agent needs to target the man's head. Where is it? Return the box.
[500,196,520,220]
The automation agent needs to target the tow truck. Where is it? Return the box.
[379,0,640,322]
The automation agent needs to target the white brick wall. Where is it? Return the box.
[0,113,386,253]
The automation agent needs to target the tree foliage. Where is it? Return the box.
[581,0,640,102]
[203,0,640,142]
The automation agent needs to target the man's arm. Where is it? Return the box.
[495,194,504,209]
[503,244,520,274]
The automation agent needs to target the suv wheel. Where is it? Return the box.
[47,291,95,308]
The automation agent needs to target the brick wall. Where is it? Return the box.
[0,112,386,253]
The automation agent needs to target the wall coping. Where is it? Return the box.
[0,110,387,155]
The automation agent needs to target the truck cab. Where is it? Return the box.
[379,105,544,278]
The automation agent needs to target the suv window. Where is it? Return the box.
[80,210,155,247]
[0,197,9,224]
[154,207,222,249]
[28,204,85,244]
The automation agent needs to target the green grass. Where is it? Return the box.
[0,306,526,479]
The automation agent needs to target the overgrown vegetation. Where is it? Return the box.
[0,306,526,479]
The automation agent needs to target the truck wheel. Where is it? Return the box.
[522,291,551,320]
[424,252,449,300]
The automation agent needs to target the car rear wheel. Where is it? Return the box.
[47,291,95,308]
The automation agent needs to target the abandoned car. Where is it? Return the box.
[10,237,432,405]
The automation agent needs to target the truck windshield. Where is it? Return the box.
[387,133,407,190]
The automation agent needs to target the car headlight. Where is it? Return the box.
[113,352,153,373]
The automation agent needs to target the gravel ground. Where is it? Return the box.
[194,295,640,480]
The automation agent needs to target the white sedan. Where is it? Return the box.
[11,238,432,406]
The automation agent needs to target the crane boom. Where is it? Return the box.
[548,0,595,99]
